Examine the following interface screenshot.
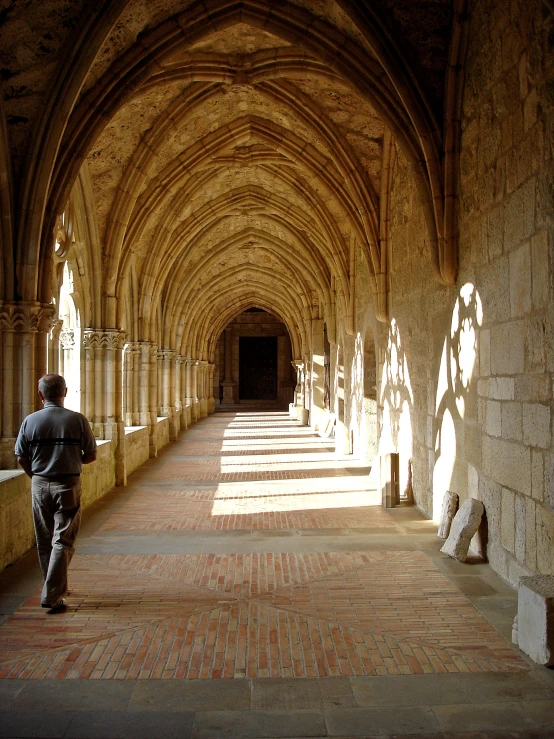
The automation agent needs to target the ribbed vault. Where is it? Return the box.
[1,0,463,365]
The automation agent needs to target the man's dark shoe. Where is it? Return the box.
[41,598,66,612]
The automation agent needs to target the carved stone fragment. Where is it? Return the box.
[517,575,554,666]
[440,498,484,562]
[438,491,459,539]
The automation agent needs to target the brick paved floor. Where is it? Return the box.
[2,411,553,738]
[0,412,528,682]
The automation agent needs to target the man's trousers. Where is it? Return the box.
[31,475,82,606]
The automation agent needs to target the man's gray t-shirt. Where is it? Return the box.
[14,402,97,477]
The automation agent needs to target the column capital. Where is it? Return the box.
[50,318,64,340]
[157,348,176,361]
[83,328,127,350]
[0,301,51,332]
[291,359,304,370]
[123,341,142,355]
[60,328,75,349]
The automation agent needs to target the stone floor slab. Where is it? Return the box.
[129,678,252,711]
[191,709,326,738]
[252,677,356,710]
[432,702,537,733]
[0,710,74,738]
[65,710,194,739]
[13,680,135,711]
[324,705,439,736]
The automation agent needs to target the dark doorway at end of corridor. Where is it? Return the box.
[239,336,278,400]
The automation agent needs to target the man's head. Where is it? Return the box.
[38,374,67,403]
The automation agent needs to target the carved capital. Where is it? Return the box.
[157,349,176,362]
[38,303,56,333]
[60,328,75,349]
[83,329,127,350]
[123,342,142,356]
[50,318,64,340]
[0,301,43,332]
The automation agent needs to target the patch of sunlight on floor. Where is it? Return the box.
[211,489,377,515]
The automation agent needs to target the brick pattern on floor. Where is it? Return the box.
[0,551,527,679]
[102,414,382,531]
[100,489,397,531]
[0,413,528,681]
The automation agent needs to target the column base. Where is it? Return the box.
[335,421,352,455]
[221,381,235,405]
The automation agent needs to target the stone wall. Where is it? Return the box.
[155,417,170,452]
[0,421,177,569]
[380,0,554,585]
[459,0,554,582]
[0,470,34,570]
[0,440,114,569]
[124,427,150,478]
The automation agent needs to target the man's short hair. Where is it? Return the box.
[38,374,67,400]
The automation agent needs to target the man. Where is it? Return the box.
[15,374,97,612]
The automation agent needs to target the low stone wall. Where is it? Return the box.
[80,440,114,508]
[155,416,170,451]
[0,441,115,569]
[0,415,179,570]
[0,470,34,570]
[124,426,149,477]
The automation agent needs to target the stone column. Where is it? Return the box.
[291,360,303,408]
[83,329,127,484]
[135,342,158,457]
[158,349,178,440]
[207,362,215,413]
[198,360,208,418]
[48,318,63,374]
[310,318,325,431]
[156,350,164,413]
[184,357,194,426]
[0,302,53,468]
[220,326,235,406]
[59,326,82,411]
[191,360,200,421]
[123,342,141,426]
[175,355,187,430]
[59,328,74,383]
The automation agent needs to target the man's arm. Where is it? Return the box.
[16,456,33,478]
[82,451,97,465]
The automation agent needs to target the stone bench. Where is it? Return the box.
[517,575,554,666]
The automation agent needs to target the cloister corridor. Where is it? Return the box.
[1,411,553,739]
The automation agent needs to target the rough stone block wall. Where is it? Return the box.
[383,0,554,585]
[459,0,554,583]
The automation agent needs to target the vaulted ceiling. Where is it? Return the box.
[0,0,461,357]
